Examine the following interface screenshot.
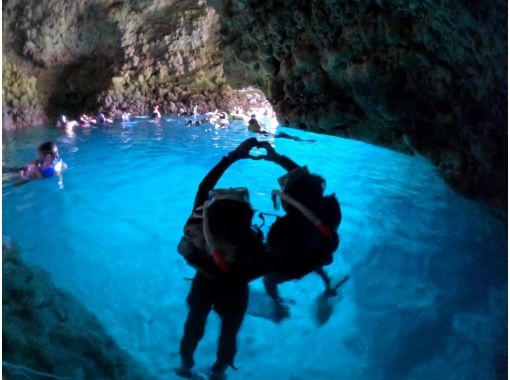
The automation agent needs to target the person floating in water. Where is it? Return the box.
[79,114,96,128]
[247,114,263,133]
[121,110,131,121]
[96,112,114,125]
[247,114,315,142]
[151,105,161,119]
[176,138,268,380]
[5,141,68,186]
[55,115,79,134]
[257,141,341,320]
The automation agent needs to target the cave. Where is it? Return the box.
[2,1,507,379]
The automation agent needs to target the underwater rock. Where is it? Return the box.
[2,242,155,380]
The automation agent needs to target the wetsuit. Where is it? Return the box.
[262,153,340,302]
[179,156,265,375]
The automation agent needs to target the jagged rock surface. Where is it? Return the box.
[2,241,155,380]
[212,0,507,206]
[2,0,266,123]
[2,0,507,205]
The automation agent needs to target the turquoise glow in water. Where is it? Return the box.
[3,118,507,379]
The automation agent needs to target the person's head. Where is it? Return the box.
[195,121,201,126]
[38,141,58,161]
[207,199,254,244]
[250,114,256,119]
[278,167,325,209]
[187,120,193,126]
[205,188,255,245]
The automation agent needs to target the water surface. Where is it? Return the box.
[3,117,506,379]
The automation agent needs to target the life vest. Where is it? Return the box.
[178,187,263,274]
[269,169,341,277]
[40,157,64,178]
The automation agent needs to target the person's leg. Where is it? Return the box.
[263,273,280,302]
[177,274,213,376]
[263,273,290,321]
[210,282,249,379]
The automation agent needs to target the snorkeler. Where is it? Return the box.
[257,141,341,319]
[247,115,315,142]
[96,112,112,124]
[121,111,132,121]
[176,138,267,380]
[247,114,263,133]
[151,105,161,119]
[5,141,68,186]
[56,115,79,133]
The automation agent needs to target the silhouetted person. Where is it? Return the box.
[258,141,341,319]
[176,138,267,380]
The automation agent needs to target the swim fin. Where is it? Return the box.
[314,274,350,326]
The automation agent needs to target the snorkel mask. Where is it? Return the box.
[272,167,334,240]
[203,187,252,272]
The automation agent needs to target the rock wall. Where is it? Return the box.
[2,57,48,129]
[212,0,507,206]
[3,241,155,379]
[2,0,263,124]
[2,0,507,205]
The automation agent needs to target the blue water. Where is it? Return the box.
[3,118,507,379]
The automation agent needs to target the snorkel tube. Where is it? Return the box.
[272,189,334,240]
[202,200,230,272]
[202,187,252,272]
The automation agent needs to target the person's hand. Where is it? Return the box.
[257,141,279,162]
[227,138,259,161]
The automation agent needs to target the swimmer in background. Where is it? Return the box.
[97,112,114,125]
[247,114,315,142]
[79,114,96,128]
[152,105,162,119]
[247,114,264,133]
[186,120,201,127]
[4,141,68,186]
[121,111,132,121]
[56,115,79,134]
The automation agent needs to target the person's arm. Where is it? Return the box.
[192,138,260,209]
[193,156,234,209]
[258,141,299,172]
[3,165,27,173]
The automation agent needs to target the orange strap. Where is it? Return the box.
[212,250,230,272]
[316,222,334,240]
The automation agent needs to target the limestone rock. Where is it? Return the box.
[2,0,506,205]
[212,0,507,206]
[2,241,155,380]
